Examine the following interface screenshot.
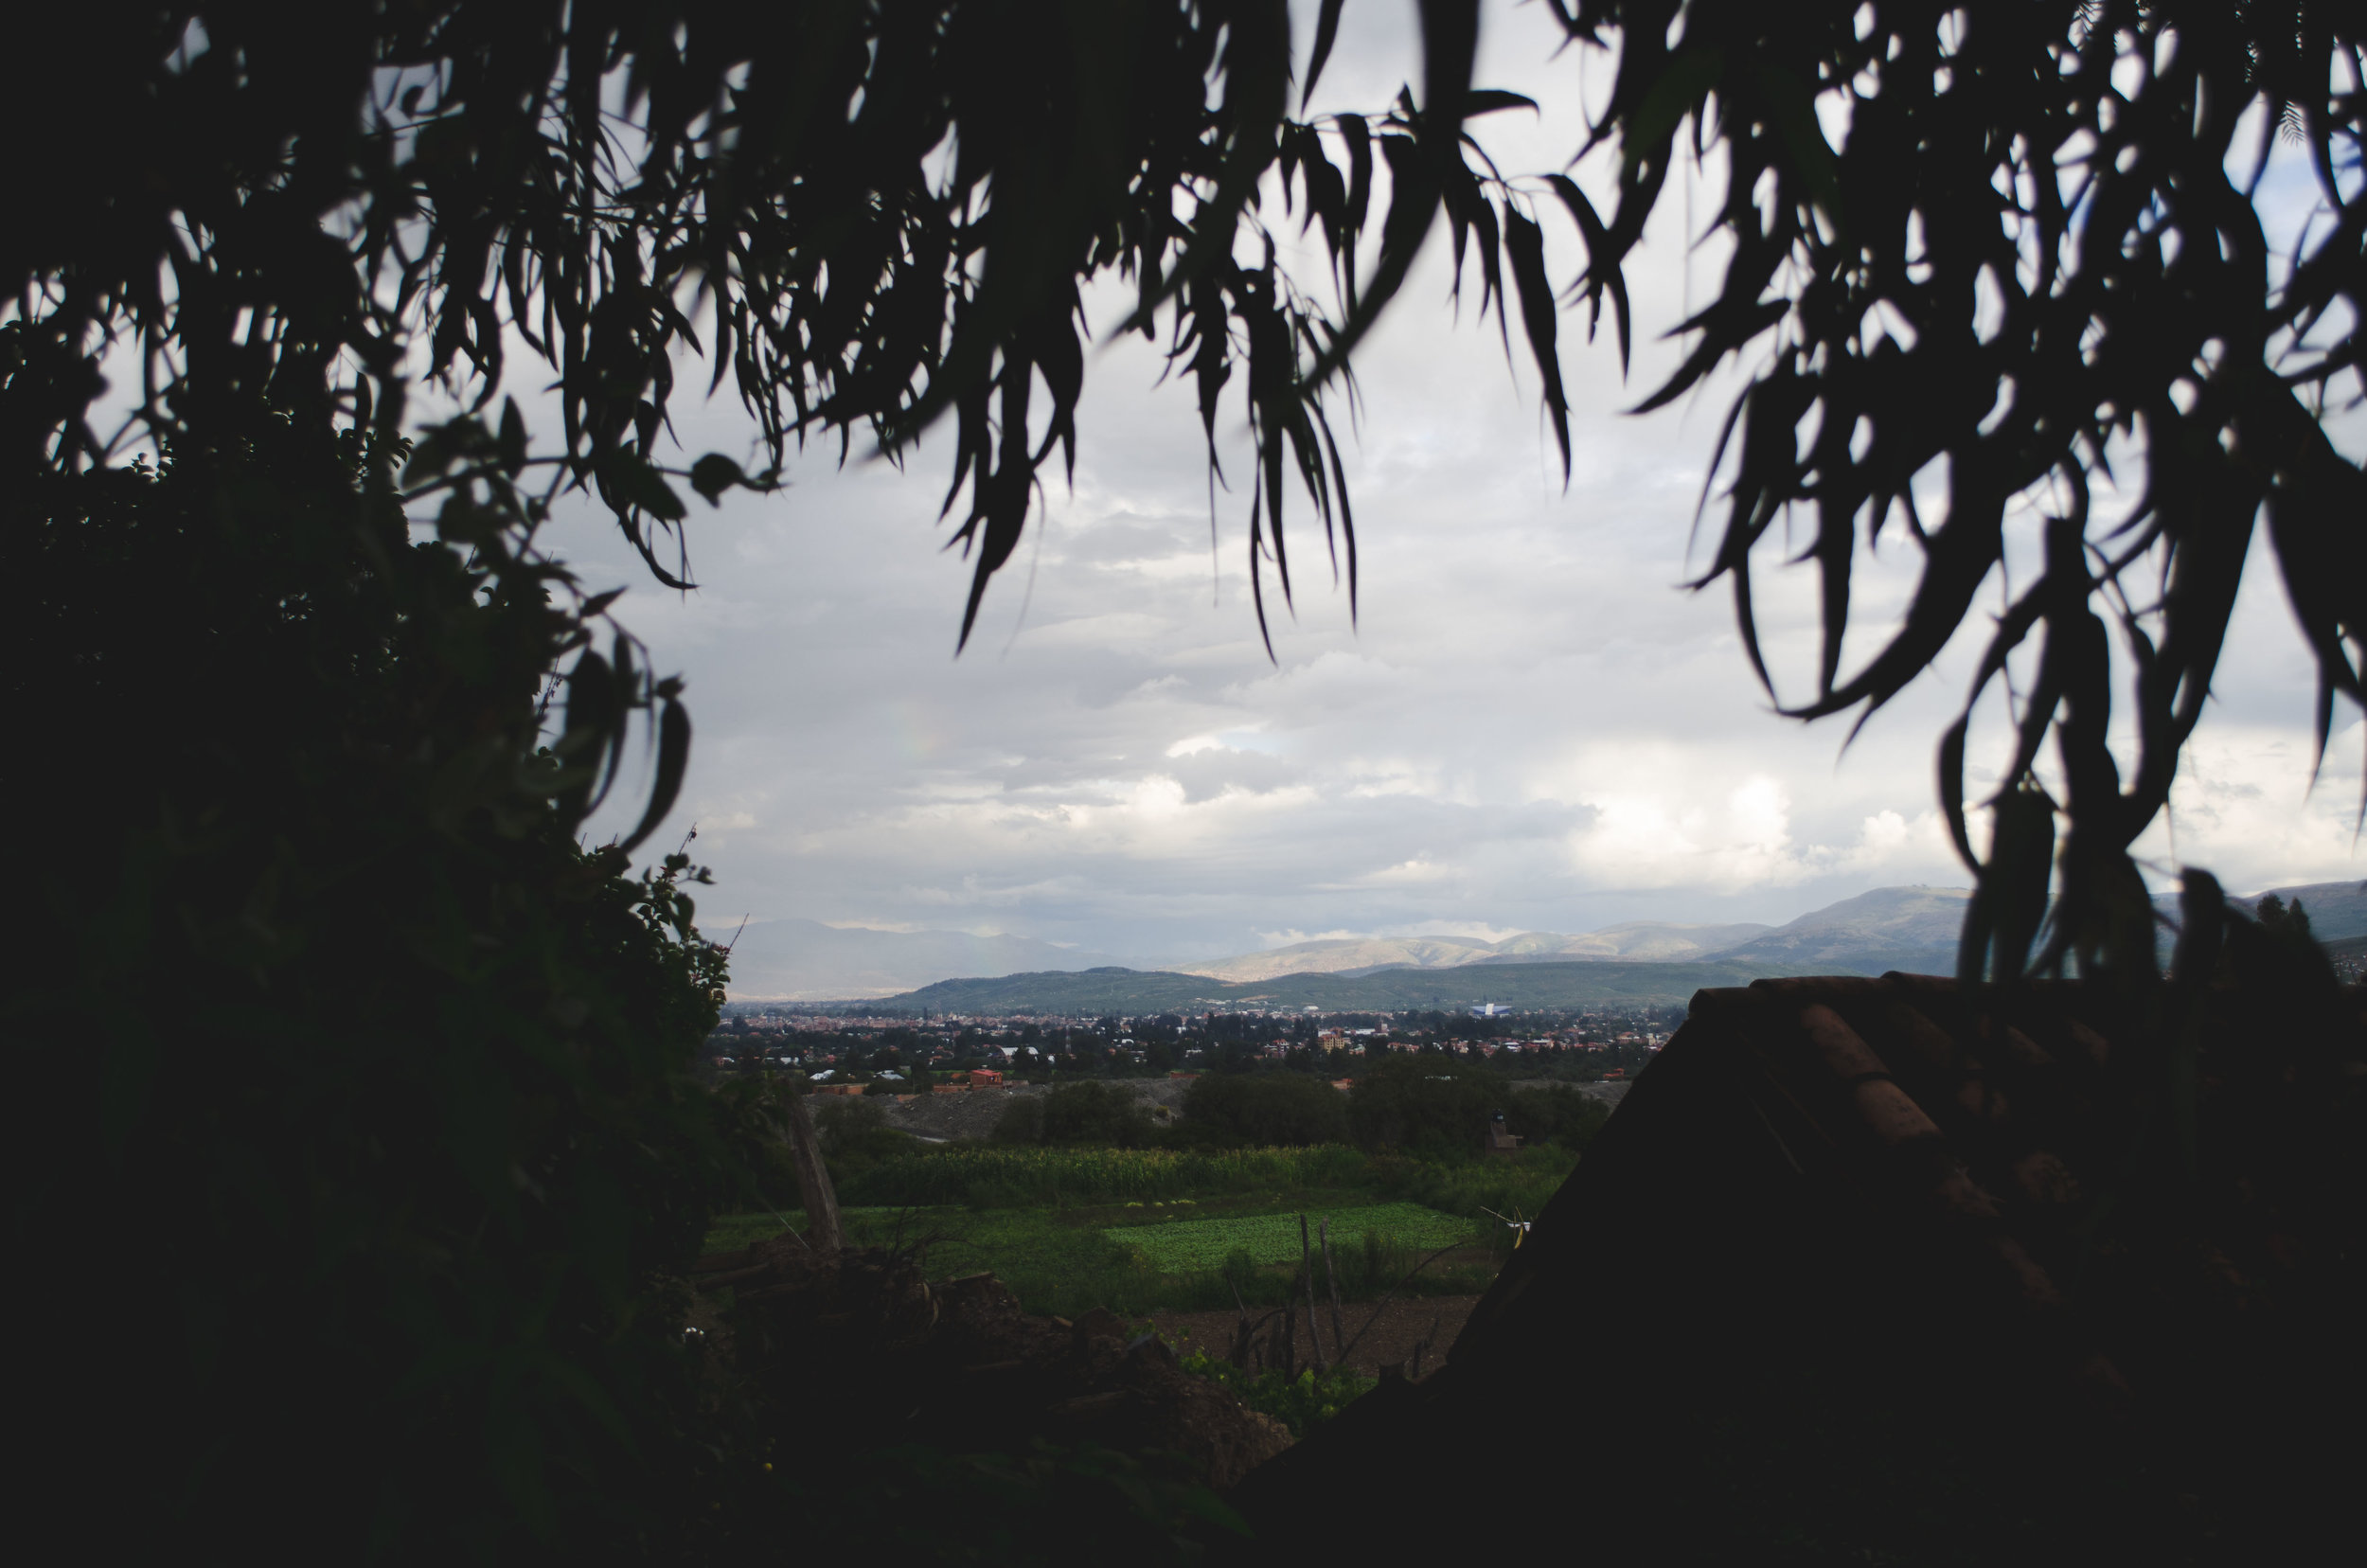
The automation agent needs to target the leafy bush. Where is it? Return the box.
[1043,1081,1161,1146]
[995,1082,1159,1147]
[1175,1353,1376,1439]
[1348,1057,1517,1156]
[814,1096,921,1185]
[991,1095,1048,1144]
[1504,1084,1613,1150]
[1179,1073,1349,1147]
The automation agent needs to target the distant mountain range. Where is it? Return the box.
[730,879,2367,1002]
[859,959,1826,1018]
[1170,885,1978,986]
[1170,921,1779,983]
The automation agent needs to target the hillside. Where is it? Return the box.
[1171,934,1499,985]
[1710,885,1971,974]
[2164,880,2367,941]
[844,958,1849,1017]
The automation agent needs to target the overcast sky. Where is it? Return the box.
[545,2,2367,967]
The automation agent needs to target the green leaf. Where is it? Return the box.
[497,398,527,478]
[607,451,686,521]
[689,454,745,506]
[1503,206,1569,482]
[618,696,691,854]
[1746,60,1843,232]
[1462,89,1539,117]
[1303,0,1347,110]
[1623,47,1723,175]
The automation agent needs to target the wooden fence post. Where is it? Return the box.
[1298,1214,1329,1373]
[1320,1218,1349,1363]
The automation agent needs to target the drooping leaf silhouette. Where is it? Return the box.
[1549,0,2367,977]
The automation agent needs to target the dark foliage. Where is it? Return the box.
[1346,1056,1512,1156]
[9,0,1504,650]
[1501,1082,1612,1149]
[8,420,730,1558]
[815,1093,924,1176]
[992,1080,1161,1146]
[1180,1071,1352,1147]
[1546,2,2367,978]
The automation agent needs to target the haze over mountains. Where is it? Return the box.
[726,881,2367,1001]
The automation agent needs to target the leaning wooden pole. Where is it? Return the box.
[1298,1214,1328,1372]
[780,1087,843,1251]
[1320,1218,1349,1361]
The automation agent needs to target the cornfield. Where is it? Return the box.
[840,1144,1373,1207]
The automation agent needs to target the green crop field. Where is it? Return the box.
[1105,1203,1481,1273]
[703,1142,1579,1315]
[701,1187,1508,1317]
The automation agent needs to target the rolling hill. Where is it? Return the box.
[1707,885,1970,975]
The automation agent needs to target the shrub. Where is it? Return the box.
[1180,1073,1350,1147]
[1347,1056,1512,1156]
[991,1095,1047,1144]
[1044,1081,1160,1146]
[814,1096,920,1184]
[1175,1352,1376,1438]
[710,1079,810,1212]
[1504,1084,1612,1150]
[993,1083,1160,1147]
